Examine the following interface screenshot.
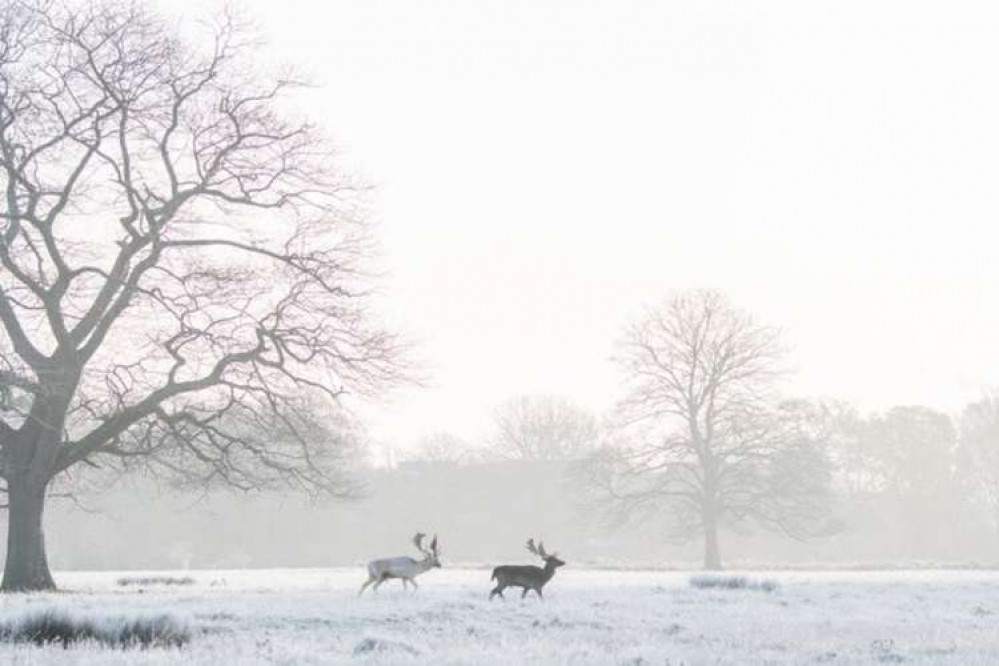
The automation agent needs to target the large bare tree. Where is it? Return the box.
[587,290,834,569]
[0,1,402,590]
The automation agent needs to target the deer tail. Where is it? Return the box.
[490,567,499,581]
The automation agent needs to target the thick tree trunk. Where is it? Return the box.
[2,477,55,592]
[703,510,722,570]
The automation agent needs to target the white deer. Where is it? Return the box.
[358,532,441,595]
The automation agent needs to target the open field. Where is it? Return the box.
[0,568,997,664]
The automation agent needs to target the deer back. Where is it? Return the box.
[368,555,430,579]
[492,563,554,589]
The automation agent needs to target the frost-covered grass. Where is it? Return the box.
[0,567,997,664]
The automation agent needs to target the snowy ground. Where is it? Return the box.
[0,567,997,664]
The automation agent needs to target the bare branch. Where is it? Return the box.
[0,0,405,505]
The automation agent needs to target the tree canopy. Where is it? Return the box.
[0,0,403,590]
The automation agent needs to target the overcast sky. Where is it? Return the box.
[164,0,999,452]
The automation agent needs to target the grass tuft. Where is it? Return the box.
[0,608,191,649]
[353,636,420,656]
[690,574,779,592]
[116,575,195,587]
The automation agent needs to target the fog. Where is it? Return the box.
[22,395,999,575]
[3,0,999,578]
[36,459,999,572]
[175,0,999,447]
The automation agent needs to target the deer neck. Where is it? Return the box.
[541,560,558,581]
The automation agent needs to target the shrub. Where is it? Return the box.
[0,608,191,648]
[689,574,779,592]
[116,575,196,587]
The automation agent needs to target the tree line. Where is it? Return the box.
[401,291,999,570]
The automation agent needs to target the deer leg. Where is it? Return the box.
[401,578,409,591]
[358,577,375,596]
[373,574,389,592]
[535,588,544,600]
[489,586,505,600]
[521,587,529,599]
[409,578,419,591]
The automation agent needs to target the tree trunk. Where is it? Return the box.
[703,510,722,570]
[700,459,723,570]
[2,477,56,592]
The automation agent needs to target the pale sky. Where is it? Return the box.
[164,0,999,451]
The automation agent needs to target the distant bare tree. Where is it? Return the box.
[825,403,969,558]
[489,395,598,462]
[0,1,403,591]
[869,406,957,503]
[958,392,999,538]
[407,432,476,466]
[587,290,834,569]
[821,401,889,496]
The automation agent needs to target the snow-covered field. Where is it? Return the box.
[1,567,997,664]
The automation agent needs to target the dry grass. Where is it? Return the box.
[0,608,190,648]
[689,574,779,592]
[116,575,196,587]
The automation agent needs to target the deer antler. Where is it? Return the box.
[413,532,428,554]
[526,538,552,560]
[430,534,439,555]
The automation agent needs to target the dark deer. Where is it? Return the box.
[489,538,565,600]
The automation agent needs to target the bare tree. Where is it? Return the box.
[869,406,957,502]
[489,395,598,462]
[0,1,403,591]
[842,405,959,554]
[957,392,999,540]
[587,290,834,569]
[821,401,889,496]
[406,431,476,466]
[824,403,971,559]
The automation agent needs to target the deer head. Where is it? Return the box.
[413,532,442,568]
[526,538,565,569]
